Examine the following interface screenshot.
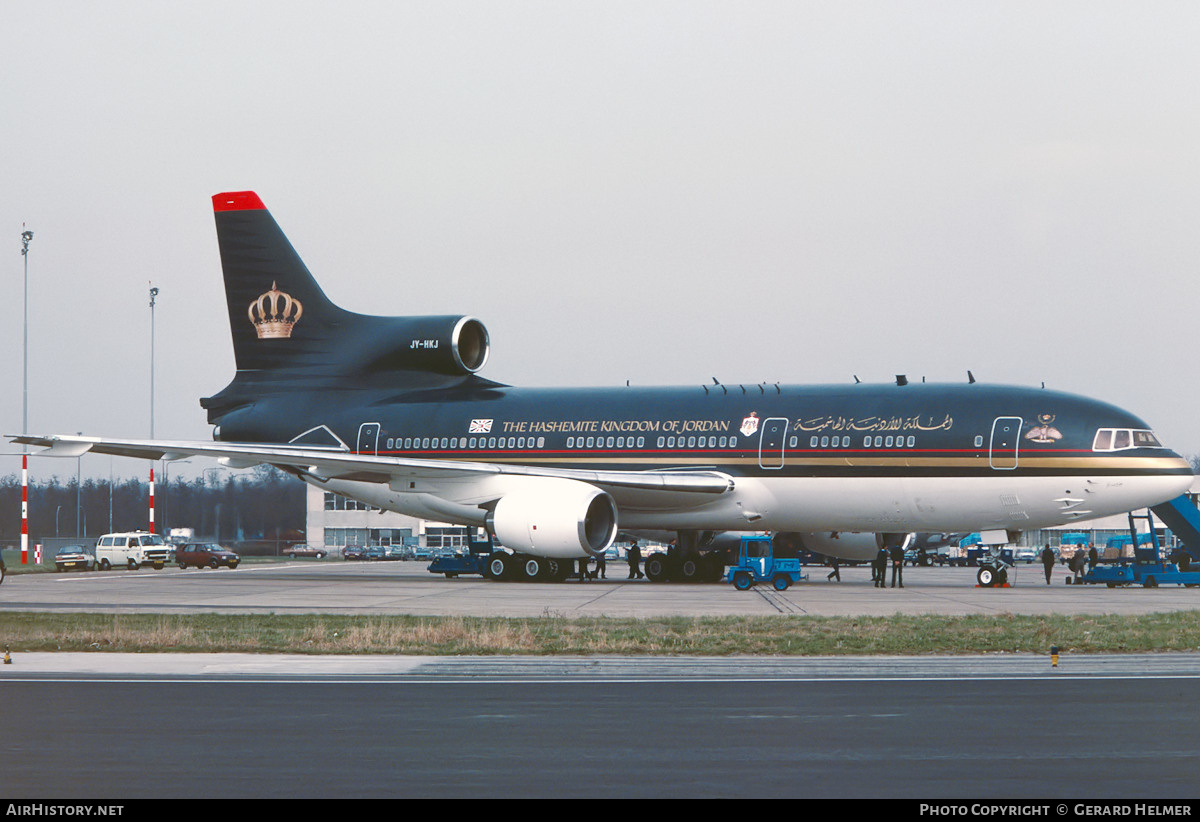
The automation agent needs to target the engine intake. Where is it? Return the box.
[358,315,490,376]
[488,479,618,559]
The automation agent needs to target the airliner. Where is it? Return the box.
[13,191,1194,581]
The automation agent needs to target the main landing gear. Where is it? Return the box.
[642,531,728,583]
[484,552,575,582]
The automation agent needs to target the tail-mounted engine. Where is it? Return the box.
[358,315,490,377]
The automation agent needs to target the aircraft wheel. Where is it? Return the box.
[486,555,509,581]
[733,571,753,591]
[771,575,791,592]
[538,558,559,581]
[644,554,671,582]
[679,558,702,582]
[522,557,546,582]
[977,567,995,587]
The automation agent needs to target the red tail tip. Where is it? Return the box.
[212,191,266,212]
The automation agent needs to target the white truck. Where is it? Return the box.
[94,531,172,570]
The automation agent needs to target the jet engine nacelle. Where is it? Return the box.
[488,479,618,559]
[358,315,491,376]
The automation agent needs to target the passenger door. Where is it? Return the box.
[357,422,381,456]
[989,417,1023,470]
[758,418,789,469]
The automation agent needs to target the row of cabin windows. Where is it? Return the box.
[569,435,648,449]
[385,436,548,451]
[793,435,917,449]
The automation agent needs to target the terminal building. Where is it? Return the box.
[304,484,473,557]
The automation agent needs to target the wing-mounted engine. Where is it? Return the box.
[487,478,618,559]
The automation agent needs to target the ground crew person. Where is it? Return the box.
[889,543,904,588]
[873,545,888,588]
[627,541,643,579]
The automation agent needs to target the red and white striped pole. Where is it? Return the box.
[21,455,28,564]
[148,466,155,534]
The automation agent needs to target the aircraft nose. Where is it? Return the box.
[1134,451,1194,507]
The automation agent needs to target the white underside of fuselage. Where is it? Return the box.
[312,470,1192,561]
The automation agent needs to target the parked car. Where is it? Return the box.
[281,544,327,559]
[54,545,96,572]
[343,545,369,560]
[177,542,240,570]
[1013,546,1038,564]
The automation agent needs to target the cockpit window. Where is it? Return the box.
[1133,430,1162,448]
[1092,428,1163,452]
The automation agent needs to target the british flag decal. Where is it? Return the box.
[469,419,493,434]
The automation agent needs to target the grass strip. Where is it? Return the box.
[1,611,1199,655]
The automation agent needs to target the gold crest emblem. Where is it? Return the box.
[1025,414,1063,444]
[248,281,303,339]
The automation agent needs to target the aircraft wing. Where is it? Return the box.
[10,434,734,497]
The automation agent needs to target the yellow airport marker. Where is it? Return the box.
[1050,645,1059,668]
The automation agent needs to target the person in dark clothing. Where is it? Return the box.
[1088,544,1098,573]
[827,557,840,582]
[873,546,888,588]
[1041,544,1055,585]
[889,544,904,588]
[627,541,643,579]
[577,557,589,582]
[595,550,607,579]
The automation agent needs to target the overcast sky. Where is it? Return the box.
[3,2,1199,480]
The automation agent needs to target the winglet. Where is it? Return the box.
[212,191,266,212]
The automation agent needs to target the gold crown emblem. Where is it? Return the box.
[248,281,303,339]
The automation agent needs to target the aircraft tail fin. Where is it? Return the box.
[203,191,494,426]
[211,191,349,374]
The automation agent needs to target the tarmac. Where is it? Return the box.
[1,559,1199,678]
[1,557,1197,618]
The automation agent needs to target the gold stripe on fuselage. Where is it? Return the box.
[379,453,1191,472]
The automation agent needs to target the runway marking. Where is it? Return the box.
[754,588,807,614]
[7,673,1200,685]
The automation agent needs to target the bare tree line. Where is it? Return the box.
[0,465,305,545]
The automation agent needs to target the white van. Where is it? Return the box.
[94,532,172,570]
